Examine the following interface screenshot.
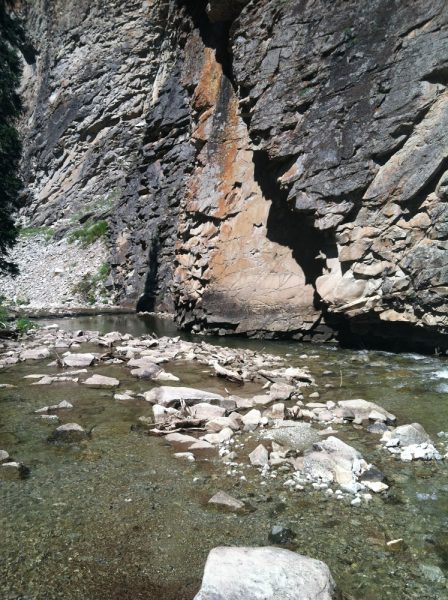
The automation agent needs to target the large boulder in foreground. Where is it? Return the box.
[194,547,336,600]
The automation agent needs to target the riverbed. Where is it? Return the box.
[1,315,447,599]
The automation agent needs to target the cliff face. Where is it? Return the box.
[11,0,448,350]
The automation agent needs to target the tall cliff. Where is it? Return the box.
[5,0,448,351]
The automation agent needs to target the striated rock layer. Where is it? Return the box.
[9,0,448,351]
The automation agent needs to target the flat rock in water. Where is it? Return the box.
[62,353,96,367]
[194,546,335,600]
[208,491,245,511]
[49,423,87,443]
[20,347,51,361]
[83,374,120,388]
[143,386,224,407]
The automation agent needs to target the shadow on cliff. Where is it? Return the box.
[253,150,337,308]
[136,235,159,312]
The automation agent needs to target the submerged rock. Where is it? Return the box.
[0,461,30,480]
[194,546,336,600]
[48,423,87,443]
[268,525,296,545]
[337,399,396,424]
[83,374,120,388]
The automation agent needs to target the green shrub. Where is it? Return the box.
[15,317,37,335]
[19,226,54,240]
[71,262,111,304]
[69,220,108,246]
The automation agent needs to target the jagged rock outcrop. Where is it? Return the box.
[5,0,448,351]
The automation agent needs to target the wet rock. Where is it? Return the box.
[363,481,389,493]
[164,432,198,450]
[213,363,244,385]
[40,414,60,423]
[303,436,369,489]
[62,353,96,367]
[208,491,245,511]
[130,364,162,379]
[268,525,296,545]
[144,386,224,408]
[337,400,396,424]
[0,461,30,480]
[249,444,269,467]
[382,423,432,447]
[264,421,320,451]
[20,347,51,361]
[35,400,73,413]
[194,546,336,600]
[83,374,120,388]
[0,450,10,463]
[367,422,389,434]
[49,423,87,443]
[190,403,226,420]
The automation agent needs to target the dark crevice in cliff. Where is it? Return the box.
[180,0,235,85]
[136,233,160,313]
[253,150,337,307]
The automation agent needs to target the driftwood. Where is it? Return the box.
[148,418,206,436]
[213,363,244,385]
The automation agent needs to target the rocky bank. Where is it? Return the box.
[1,0,448,352]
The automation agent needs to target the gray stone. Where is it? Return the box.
[62,353,96,367]
[268,525,296,545]
[83,374,120,388]
[249,444,269,467]
[208,491,245,511]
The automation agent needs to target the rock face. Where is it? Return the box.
[5,0,448,351]
[194,546,336,600]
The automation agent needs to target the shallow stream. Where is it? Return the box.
[1,315,448,599]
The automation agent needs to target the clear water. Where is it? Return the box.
[1,315,447,599]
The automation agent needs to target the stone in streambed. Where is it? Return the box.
[190,403,226,420]
[83,374,120,388]
[268,525,296,545]
[249,444,269,467]
[48,423,87,443]
[62,353,96,367]
[193,546,336,600]
[35,400,73,413]
[1,461,30,480]
[20,347,51,361]
[0,450,10,463]
[208,491,245,511]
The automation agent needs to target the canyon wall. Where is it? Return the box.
[9,0,448,350]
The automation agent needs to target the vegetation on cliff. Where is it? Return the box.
[0,0,24,275]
